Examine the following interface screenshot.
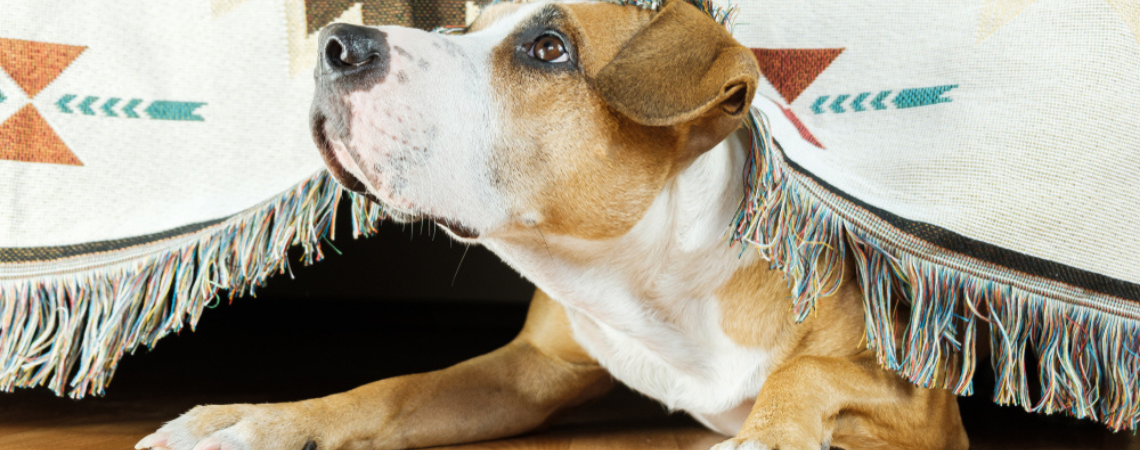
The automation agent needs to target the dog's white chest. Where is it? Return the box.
[562,296,772,420]
[484,135,767,433]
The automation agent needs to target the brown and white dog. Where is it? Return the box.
[136,1,969,449]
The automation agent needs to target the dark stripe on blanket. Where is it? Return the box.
[0,218,226,263]
[777,139,1140,303]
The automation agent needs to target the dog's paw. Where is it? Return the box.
[135,403,322,450]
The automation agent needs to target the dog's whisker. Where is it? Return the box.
[452,245,471,287]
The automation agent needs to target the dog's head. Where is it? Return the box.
[310,0,759,242]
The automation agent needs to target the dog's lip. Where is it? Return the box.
[426,215,480,239]
[311,113,374,196]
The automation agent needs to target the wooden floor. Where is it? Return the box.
[0,387,726,450]
[2,299,1137,450]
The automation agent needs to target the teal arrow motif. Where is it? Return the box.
[893,85,957,109]
[57,94,77,113]
[811,96,829,114]
[145,101,206,121]
[851,92,870,112]
[77,96,99,115]
[829,94,849,113]
[871,91,891,110]
[101,98,120,117]
[0,89,5,105]
[123,99,143,118]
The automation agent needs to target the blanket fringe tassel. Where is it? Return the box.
[4,107,1139,433]
[731,107,1140,432]
[0,170,384,398]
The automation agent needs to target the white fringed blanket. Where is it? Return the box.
[1,0,1138,433]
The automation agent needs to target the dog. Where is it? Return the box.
[136,1,969,449]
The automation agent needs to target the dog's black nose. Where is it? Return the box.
[320,23,389,76]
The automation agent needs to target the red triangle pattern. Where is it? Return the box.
[776,102,824,149]
[0,38,86,97]
[752,48,844,104]
[0,105,82,166]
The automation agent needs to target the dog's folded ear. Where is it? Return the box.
[596,0,759,128]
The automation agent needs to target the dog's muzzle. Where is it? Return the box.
[309,23,481,240]
[310,24,393,204]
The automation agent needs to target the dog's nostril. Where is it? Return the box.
[325,38,347,68]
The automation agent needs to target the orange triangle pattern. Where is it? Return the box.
[0,105,82,166]
[752,48,844,104]
[0,38,86,98]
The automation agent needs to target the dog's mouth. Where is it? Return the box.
[312,113,373,197]
[426,216,480,239]
[311,113,480,240]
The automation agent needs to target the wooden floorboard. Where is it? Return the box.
[2,394,1137,450]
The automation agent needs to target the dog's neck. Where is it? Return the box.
[484,125,759,333]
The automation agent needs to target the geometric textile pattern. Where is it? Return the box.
[2,0,376,399]
[0,105,81,166]
[0,38,86,97]
[752,48,844,104]
[305,0,466,33]
[306,0,410,31]
[810,85,958,114]
[56,95,207,121]
[977,0,1140,44]
[207,0,469,76]
[0,38,86,165]
[775,102,824,148]
[975,0,1039,43]
[978,1,1140,44]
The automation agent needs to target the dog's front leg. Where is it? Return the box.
[137,290,613,450]
[711,353,969,450]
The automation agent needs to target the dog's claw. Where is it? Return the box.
[135,433,169,449]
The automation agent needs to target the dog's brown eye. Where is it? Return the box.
[530,34,568,63]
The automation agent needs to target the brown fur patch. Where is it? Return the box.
[717,262,800,350]
[717,258,968,450]
[717,259,865,360]
[485,2,758,241]
[487,3,675,240]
